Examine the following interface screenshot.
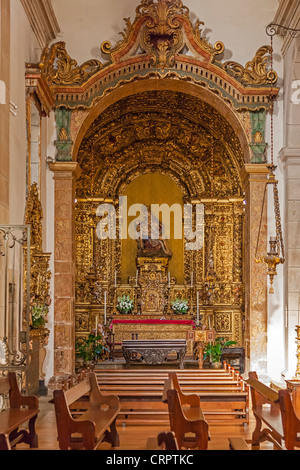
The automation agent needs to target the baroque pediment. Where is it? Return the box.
[36,0,279,111]
[100,0,225,68]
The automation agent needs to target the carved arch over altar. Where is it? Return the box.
[44,0,276,378]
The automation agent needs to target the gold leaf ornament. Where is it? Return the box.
[223,46,277,86]
[39,42,102,86]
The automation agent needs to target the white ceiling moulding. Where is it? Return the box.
[21,0,60,49]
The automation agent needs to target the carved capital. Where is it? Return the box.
[49,161,82,180]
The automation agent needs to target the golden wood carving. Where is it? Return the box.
[33,0,278,113]
[223,46,277,86]
[24,183,51,378]
[74,90,245,347]
[38,41,102,86]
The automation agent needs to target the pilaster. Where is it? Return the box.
[279,148,300,378]
[48,162,81,388]
[241,164,269,376]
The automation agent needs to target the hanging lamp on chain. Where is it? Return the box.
[255,34,285,294]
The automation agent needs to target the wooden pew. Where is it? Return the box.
[53,372,120,450]
[95,367,249,425]
[167,388,209,450]
[228,437,251,450]
[164,371,211,448]
[167,371,201,409]
[278,388,300,450]
[247,371,284,450]
[147,431,179,450]
[0,372,39,450]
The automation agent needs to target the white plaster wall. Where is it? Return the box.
[44,113,56,385]
[278,36,300,382]
[9,2,58,383]
[9,1,40,225]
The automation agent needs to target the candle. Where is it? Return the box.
[191,271,193,287]
[196,291,199,326]
[298,294,300,326]
[95,315,98,332]
[104,292,107,325]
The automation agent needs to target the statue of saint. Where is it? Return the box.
[136,207,172,258]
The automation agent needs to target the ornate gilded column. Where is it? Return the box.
[48,162,81,387]
[242,164,269,376]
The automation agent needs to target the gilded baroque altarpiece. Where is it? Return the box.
[26,0,279,375]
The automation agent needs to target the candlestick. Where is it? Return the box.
[191,271,193,287]
[136,270,138,287]
[104,291,107,325]
[298,293,300,326]
[168,271,170,289]
[115,270,117,289]
[196,291,199,326]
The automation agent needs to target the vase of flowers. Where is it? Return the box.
[116,294,134,314]
[171,298,189,315]
[31,303,48,329]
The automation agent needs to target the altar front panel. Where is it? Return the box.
[111,317,195,356]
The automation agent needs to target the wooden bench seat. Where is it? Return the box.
[53,372,120,450]
[228,437,250,450]
[0,372,39,450]
[94,367,249,425]
[247,371,284,450]
[278,388,300,450]
[167,388,209,450]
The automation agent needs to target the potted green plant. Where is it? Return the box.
[76,330,106,365]
[203,337,237,369]
[171,298,188,315]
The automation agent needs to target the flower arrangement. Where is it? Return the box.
[31,304,48,329]
[76,327,108,363]
[116,294,134,314]
[171,298,189,315]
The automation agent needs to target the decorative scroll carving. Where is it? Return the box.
[38,41,102,86]
[25,183,43,252]
[223,46,277,86]
[193,19,225,58]
[33,0,278,113]
[24,183,51,382]
[136,0,187,67]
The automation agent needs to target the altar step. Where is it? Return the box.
[94,367,249,425]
